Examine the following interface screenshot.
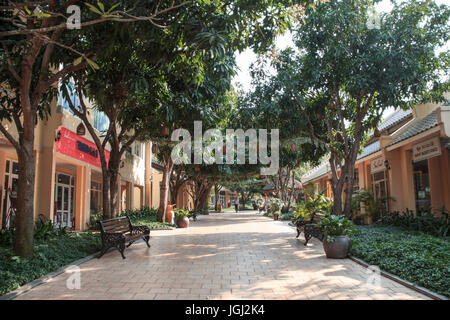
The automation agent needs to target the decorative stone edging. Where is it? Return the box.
[348,254,448,301]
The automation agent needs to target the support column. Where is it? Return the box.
[83,166,91,230]
[35,146,56,221]
[429,156,444,211]
[144,142,151,207]
[74,165,86,231]
[441,148,450,211]
[400,148,415,211]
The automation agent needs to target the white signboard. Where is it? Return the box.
[370,156,385,174]
[412,137,441,163]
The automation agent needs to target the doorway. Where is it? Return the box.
[413,159,431,212]
[372,170,389,215]
[55,173,75,229]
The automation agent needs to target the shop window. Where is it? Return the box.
[413,160,431,212]
[353,168,359,193]
[94,110,109,132]
[90,181,102,214]
[134,142,142,158]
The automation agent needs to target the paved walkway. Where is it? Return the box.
[15,211,428,300]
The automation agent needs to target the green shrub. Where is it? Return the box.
[280,211,295,221]
[350,225,450,297]
[380,207,450,238]
[120,206,158,220]
[318,214,357,242]
[0,232,101,295]
[86,211,103,230]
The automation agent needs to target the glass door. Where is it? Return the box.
[372,171,389,217]
[55,173,75,229]
[413,160,431,212]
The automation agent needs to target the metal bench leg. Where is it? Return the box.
[296,228,301,238]
[143,235,150,248]
[304,233,312,246]
[118,243,126,259]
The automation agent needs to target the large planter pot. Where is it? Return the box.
[217,203,222,212]
[176,217,189,228]
[273,213,279,221]
[323,235,350,259]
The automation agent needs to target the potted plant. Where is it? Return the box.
[174,209,190,228]
[267,199,282,221]
[318,214,357,259]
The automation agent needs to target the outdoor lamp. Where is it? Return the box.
[384,160,390,170]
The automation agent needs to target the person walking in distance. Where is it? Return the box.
[234,199,239,213]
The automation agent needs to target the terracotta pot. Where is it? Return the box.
[323,235,350,259]
[217,203,222,212]
[166,204,175,224]
[176,217,189,228]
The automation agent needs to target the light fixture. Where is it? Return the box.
[384,160,391,170]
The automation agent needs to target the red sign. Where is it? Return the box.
[56,127,109,168]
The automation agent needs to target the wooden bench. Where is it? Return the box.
[293,212,324,245]
[98,216,150,259]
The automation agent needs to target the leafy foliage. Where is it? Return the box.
[294,185,332,221]
[318,214,358,242]
[0,232,101,295]
[174,209,190,220]
[380,207,450,238]
[352,188,395,222]
[350,225,450,297]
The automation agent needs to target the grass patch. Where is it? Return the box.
[350,225,450,297]
[0,232,101,296]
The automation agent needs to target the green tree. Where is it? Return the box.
[249,0,449,217]
[0,1,187,257]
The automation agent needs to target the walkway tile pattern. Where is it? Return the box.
[15,212,429,300]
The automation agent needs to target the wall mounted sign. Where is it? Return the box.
[56,127,109,168]
[412,136,441,163]
[370,156,385,174]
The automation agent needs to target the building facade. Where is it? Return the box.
[0,91,192,231]
[302,100,450,218]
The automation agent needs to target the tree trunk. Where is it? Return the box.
[109,171,119,218]
[197,183,212,211]
[214,184,220,211]
[157,153,173,222]
[107,152,121,218]
[13,142,35,258]
[101,172,111,219]
[343,164,355,218]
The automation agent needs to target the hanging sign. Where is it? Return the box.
[412,137,441,162]
[370,156,385,174]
